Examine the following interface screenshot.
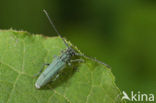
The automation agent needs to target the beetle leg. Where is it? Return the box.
[70,59,84,72]
[70,59,84,63]
[55,74,59,79]
[34,63,50,77]
[52,74,59,82]
[68,62,71,66]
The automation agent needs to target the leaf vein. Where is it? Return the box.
[6,74,20,103]
[0,61,20,73]
[85,68,93,103]
[53,90,71,103]
[47,93,55,103]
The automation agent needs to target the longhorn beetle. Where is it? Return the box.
[35,10,110,89]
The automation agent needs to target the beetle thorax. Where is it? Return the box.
[66,47,76,56]
[59,48,75,62]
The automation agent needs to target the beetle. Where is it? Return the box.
[35,10,110,89]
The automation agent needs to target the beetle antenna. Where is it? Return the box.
[75,53,111,68]
[43,9,70,48]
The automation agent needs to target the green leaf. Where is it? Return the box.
[0,30,124,103]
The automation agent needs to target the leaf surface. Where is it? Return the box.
[0,30,124,103]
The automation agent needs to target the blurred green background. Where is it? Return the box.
[0,0,156,101]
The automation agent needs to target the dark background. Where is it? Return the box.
[0,0,156,100]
